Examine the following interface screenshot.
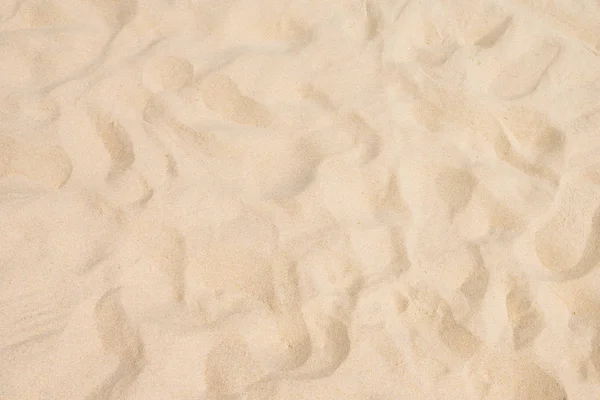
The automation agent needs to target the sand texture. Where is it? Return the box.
[1,0,600,399]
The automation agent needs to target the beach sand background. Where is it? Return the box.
[1,0,600,399]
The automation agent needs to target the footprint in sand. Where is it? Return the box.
[88,108,135,180]
[497,105,565,162]
[93,288,145,400]
[197,72,272,128]
[514,362,567,400]
[466,353,567,400]
[533,176,600,280]
[204,334,266,396]
[435,167,478,216]
[505,284,545,350]
[0,190,119,280]
[2,136,72,189]
[407,283,481,361]
[243,310,312,375]
[283,307,351,380]
[144,93,321,200]
[142,55,194,93]
[337,112,382,164]
[201,252,314,379]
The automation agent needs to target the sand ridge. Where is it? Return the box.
[1,0,600,399]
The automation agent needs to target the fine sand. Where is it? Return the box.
[1,0,600,399]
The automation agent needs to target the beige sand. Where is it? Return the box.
[1,0,600,398]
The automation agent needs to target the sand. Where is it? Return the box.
[1,0,600,399]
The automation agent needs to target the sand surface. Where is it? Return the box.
[1,0,600,399]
